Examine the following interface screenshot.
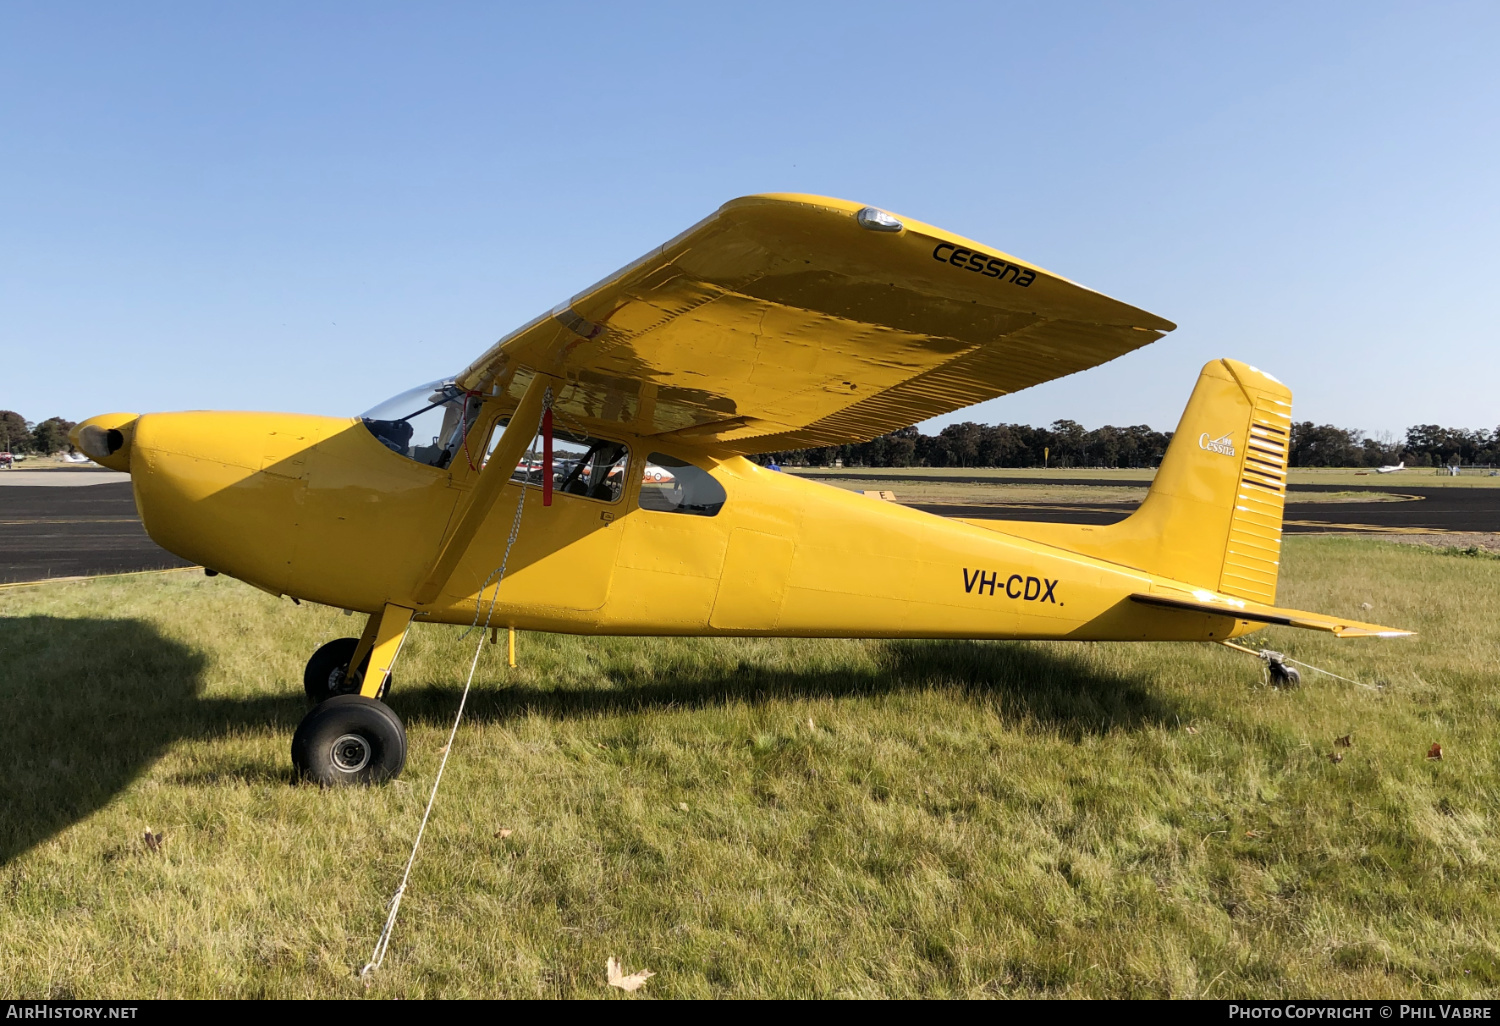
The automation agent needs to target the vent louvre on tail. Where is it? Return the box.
[1220,398,1291,603]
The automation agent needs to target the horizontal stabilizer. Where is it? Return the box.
[1130,593,1414,639]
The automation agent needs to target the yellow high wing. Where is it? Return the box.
[457,194,1175,453]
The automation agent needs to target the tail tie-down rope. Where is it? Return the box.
[1219,639,1382,691]
[359,386,553,983]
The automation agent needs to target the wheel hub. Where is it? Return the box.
[331,733,372,773]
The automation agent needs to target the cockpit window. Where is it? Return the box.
[638,453,726,516]
[361,378,481,469]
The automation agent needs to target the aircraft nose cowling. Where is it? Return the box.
[71,413,139,472]
[128,410,342,597]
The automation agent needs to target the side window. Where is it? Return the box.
[553,435,630,503]
[486,422,630,504]
[638,453,726,516]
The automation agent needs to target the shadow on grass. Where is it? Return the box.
[395,638,1180,742]
[0,617,1175,864]
[0,615,304,865]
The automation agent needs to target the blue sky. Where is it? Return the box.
[2,2,1495,436]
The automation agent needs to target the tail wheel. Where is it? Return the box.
[303,637,390,703]
[291,695,407,785]
[1267,658,1301,687]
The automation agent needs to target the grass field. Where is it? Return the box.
[803,479,1413,506]
[790,466,1500,489]
[814,480,1152,504]
[2,537,1498,998]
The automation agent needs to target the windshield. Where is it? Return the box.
[361,378,481,468]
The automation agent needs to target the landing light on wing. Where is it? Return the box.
[855,207,903,232]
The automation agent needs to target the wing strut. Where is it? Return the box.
[413,372,556,606]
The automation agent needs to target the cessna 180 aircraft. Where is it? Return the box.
[71,194,1410,785]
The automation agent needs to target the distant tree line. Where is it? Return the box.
[757,420,1500,470]
[758,421,1172,470]
[1289,423,1500,468]
[5,405,1495,469]
[0,411,77,455]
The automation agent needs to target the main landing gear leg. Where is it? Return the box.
[293,604,414,785]
[358,604,414,700]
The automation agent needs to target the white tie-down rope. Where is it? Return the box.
[360,389,551,982]
[1219,638,1382,691]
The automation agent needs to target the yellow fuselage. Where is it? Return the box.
[111,409,1254,643]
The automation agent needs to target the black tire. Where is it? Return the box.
[291,694,407,786]
[303,637,385,703]
[1267,660,1301,687]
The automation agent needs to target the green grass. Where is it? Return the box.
[791,466,1161,482]
[790,466,1500,488]
[1,537,1498,998]
[809,479,1151,504]
[806,479,1413,506]
[1285,468,1500,488]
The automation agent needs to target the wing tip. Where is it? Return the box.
[1332,627,1417,639]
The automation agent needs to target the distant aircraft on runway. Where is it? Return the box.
[1376,461,1405,474]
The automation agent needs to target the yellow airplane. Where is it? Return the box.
[70,194,1410,785]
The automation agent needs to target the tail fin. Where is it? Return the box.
[965,360,1413,636]
[1109,358,1292,601]
[975,359,1293,600]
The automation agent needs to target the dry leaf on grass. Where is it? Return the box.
[494,828,513,840]
[1329,751,1344,764]
[142,828,165,854]
[1428,743,1443,760]
[606,956,654,992]
[1335,735,1352,748]
[1184,726,1200,735]
[677,802,689,812]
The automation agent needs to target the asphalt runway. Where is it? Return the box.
[0,479,194,584]
[0,474,1494,587]
[906,482,1500,535]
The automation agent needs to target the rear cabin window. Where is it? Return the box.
[637,454,726,516]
